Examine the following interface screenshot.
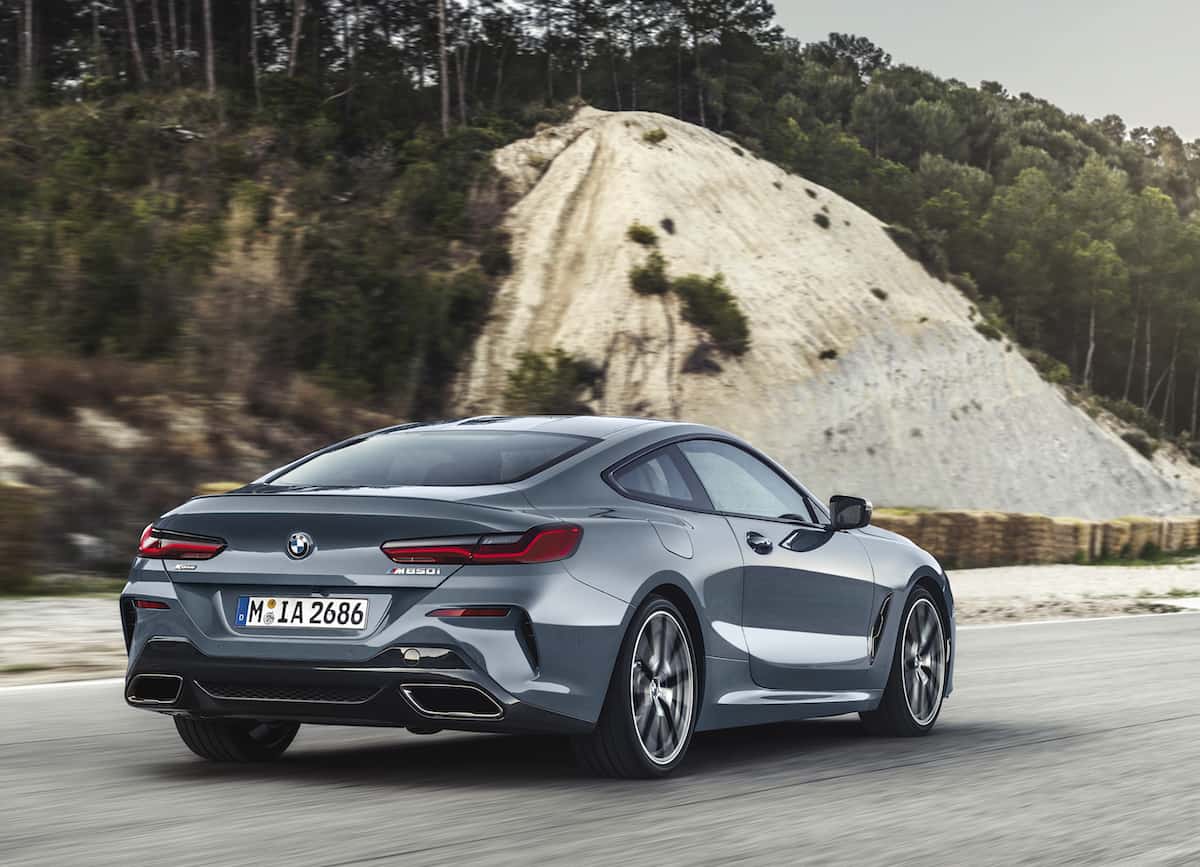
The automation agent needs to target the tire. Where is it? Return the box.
[573,595,700,778]
[174,716,300,762]
[861,588,948,736]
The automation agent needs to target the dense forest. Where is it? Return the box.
[3,1,1200,444]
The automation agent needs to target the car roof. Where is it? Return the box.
[401,415,700,439]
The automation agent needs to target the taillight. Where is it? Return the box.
[138,524,226,560]
[382,524,582,565]
[427,607,511,618]
[133,599,170,610]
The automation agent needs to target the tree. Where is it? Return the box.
[1122,188,1186,407]
[982,168,1063,342]
[437,0,450,134]
[21,0,34,98]
[1059,156,1133,390]
[806,32,891,80]
[150,0,168,81]
[250,0,261,109]
[167,0,180,83]
[123,0,149,85]
[288,0,307,78]
[202,0,214,95]
[558,0,605,99]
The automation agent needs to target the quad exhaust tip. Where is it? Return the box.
[401,683,503,719]
[127,674,184,705]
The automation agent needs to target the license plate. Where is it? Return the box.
[235,596,369,630]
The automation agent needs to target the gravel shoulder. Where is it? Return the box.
[3,559,1200,685]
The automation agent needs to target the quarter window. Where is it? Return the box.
[612,447,702,507]
[677,440,812,520]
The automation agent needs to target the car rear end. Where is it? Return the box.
[120,428,631,735]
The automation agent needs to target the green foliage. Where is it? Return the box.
[1095,397,1164,439]
[949,272,980,301]
[234,181,273,230]
[973,298,1013,343]
[1122,431,1159,460]
[672,273,751,356]
[630,251,670,295]
[479,238,514,277]
[627,222,658,247]
[8,3,1200,447]
[885,224,948,280]
[504,349,601,415]
[974,321,1004,342]
[1025,349,1071,384]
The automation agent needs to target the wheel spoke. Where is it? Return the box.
[658,696,678,743]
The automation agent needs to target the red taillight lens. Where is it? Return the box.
[474,525,582,563]
[427,607,511,618]
[133,599,170,610]
[138,524,226,560]
[382,524,582,566]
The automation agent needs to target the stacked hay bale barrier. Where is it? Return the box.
[871,509,1200,568]
[196,482,244,496]
[0,482,40,594]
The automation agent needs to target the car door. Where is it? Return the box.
[675,439,878,693]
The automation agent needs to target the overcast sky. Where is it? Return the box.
[774,1,1200,140]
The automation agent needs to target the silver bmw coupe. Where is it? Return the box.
[121,415,954,777]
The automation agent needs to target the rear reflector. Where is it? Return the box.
[427,607,511,618]
[382,524,582,566]
[133,599,170,610]
[138,524,226,560]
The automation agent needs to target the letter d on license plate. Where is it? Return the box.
[235,596,369,629]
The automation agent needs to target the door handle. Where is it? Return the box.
[746,532,773,555]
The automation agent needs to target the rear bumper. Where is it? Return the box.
[126,636,592,734]
[121,563,632,731]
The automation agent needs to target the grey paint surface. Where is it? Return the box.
[4,614,1200,864]
[124,416,954,733]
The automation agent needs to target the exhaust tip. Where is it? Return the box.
[401,683,503,719]
[127,674,184,705]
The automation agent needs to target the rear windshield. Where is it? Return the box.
[268,430,597,487]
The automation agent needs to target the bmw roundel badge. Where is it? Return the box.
[286,532,315,560]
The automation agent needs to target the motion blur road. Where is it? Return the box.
[4,613,1200,866]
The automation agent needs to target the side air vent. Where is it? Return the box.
[120,598,137,653]
[518,614,540,672]
[869,594,893,663]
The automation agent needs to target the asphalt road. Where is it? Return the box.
[3,613,1200,866]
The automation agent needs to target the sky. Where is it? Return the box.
[774,0,1200,140]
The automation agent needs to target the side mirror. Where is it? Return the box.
[830,495,872,531]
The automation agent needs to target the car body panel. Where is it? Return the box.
[122,415,955,736]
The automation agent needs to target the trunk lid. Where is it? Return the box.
[153,490,549,642]
[154,491,547,590]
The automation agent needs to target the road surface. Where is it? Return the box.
[3,613,1199,865]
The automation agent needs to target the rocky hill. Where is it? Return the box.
[454,108,1200,519]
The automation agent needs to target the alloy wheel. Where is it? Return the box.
[629,610,695,765]
[902,598,946,726]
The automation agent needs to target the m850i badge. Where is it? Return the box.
[390,566,442,576]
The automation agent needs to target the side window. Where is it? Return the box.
[612,447,702,507]
[677,440,812,520]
